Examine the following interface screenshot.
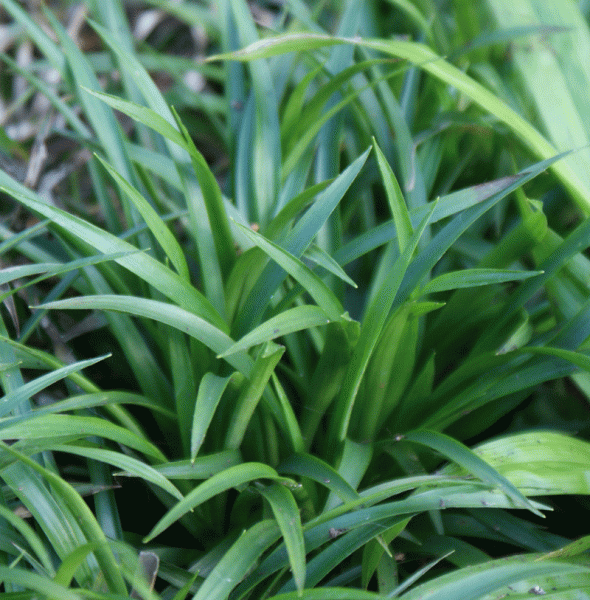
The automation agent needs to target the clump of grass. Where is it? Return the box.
[2,1,590,598]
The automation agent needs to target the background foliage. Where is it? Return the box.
[2,0,590,598]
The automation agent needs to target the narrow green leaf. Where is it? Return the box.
[228,0,281,226]
[143,463,284,542]
[233,147,370,337]
[391,551,455,598]
[37,295,251,377]
[50,444,183,500]
[270,373,306,455]
[44,8,138,211]
[0,51,90,139]
[332,200,437,442]
[279,454,360,505]
[83,87,186,149]
[304,244,358,289]
[362,519,410,590]
[171,571,200,600]
[421,268,544,295]
[444,431,590,496]
[304,244,357,288]
[118,450,242,480]
[2,0,64,72]
[514,345,590,371]
[193,520,281,600]
[396,153,568,307]
[209,33,590,211]
[220,305,334,358]
[404,430,542,516]
[191,373,233,461]
[334,174,524,267]
[267,180,334,241]
[95,154,189,280]
[225,342,285,450]
[0,250,141,303]
[0,566,81,600]
[0,442,127,595]
[0,355,109,419]
[398,554,590,600]
[87,22,228,314]
[373,139,413,253]
[266,590,385,600]
[171,106,236,277]
[0,504,54,575]
[537,535,590,562]
[2,185,226,331]
[232,221,345,321]
[53,542,101,588]
[324,438,372,512]
[259,483,306,593]
[206,33,344,62]
[0,415,165,462]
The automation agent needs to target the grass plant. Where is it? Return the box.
[2,0,590,598]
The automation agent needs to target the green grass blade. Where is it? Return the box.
[0,441,127,595]
[331,201,437,443]
[37,295,250,376]
[225,342,285,450]
[220,305,335,358]
[421,268,544,295]
[304,244,357,288]
[444,431,590,496]
[278,523,389,593]
[83,88,186,151]
[0,355,109,419]
[278,454,360,504]
[267,180,333,240]
[53,542,102,588]
[397,554,589,600]
[95,155,190,281]
[1,0,64,72]
[267,590,385,600]
[373,139,413,253]
[191,373,233,461]
[0,415,165,462]
[258,483,306,593]
[227,0,281,227]
[119,450,242,481]
[334,174,523,267]
[0,504,54,575]
[515,346,590,371]
[324,438,373,512]
[403,430,542,516]
[233,147,370,336]
[88,22,230,309]
[0,250,141,302]
[0,566,81,600]
[171,106,236,277]
[270,373,306,455]
[485,0,590,202]
[193,520,281,600]
[396,152,568,305]
[143,463,283,542]
[362,518,411,590]
[538,535,590,562]
[2,185,226,330]
[49,444,182,500]
[211,32,590,211]
[232,221,345,321]
[0,51,90,139]
[42,8,137,204]
[478,214,590,351]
